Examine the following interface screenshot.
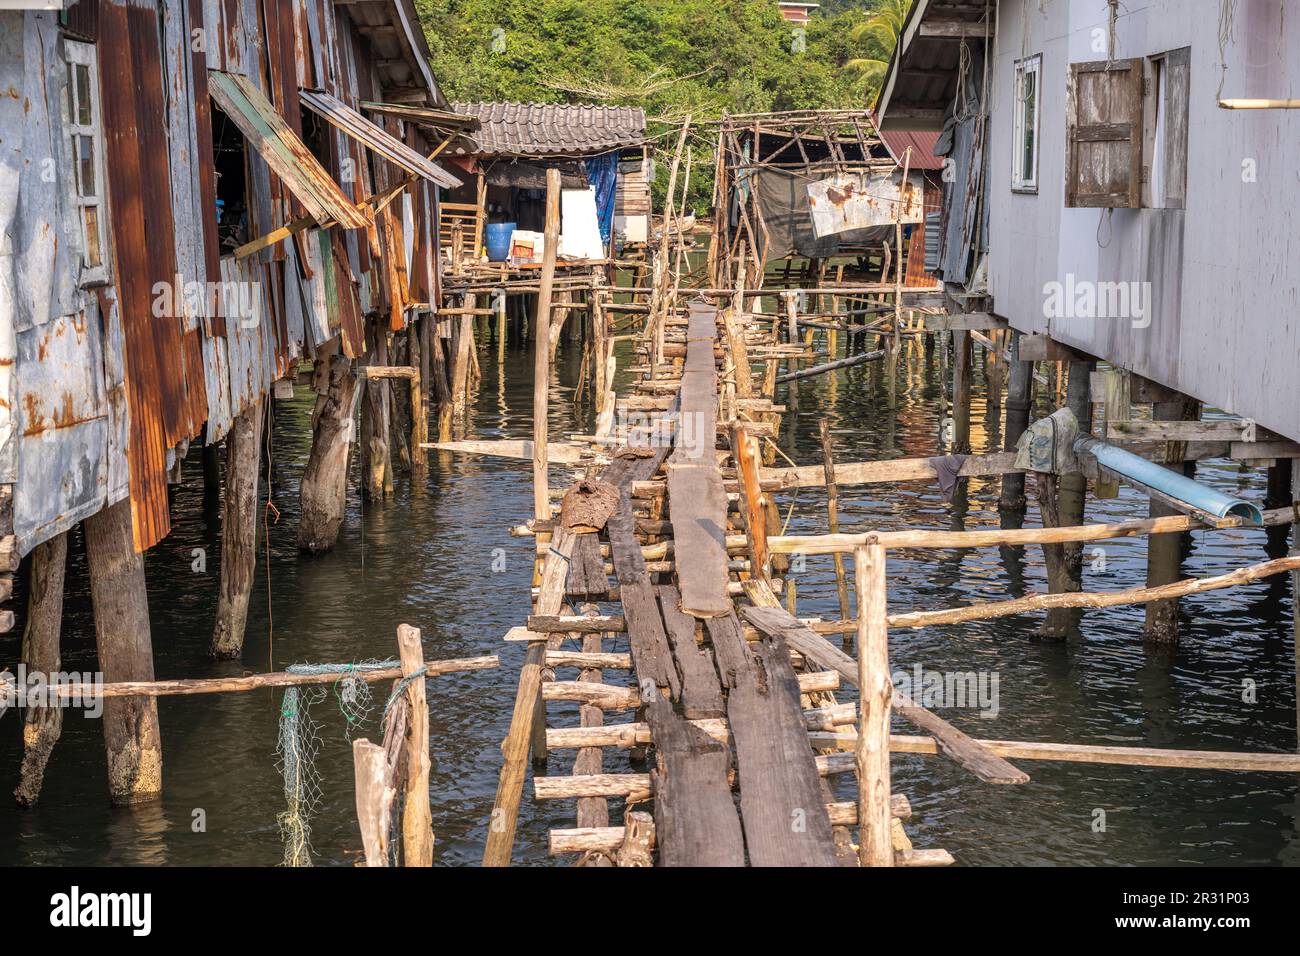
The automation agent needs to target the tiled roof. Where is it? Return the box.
[450,102,647,157]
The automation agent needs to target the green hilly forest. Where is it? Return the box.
[416,0,902,115]
[415,0,910,208]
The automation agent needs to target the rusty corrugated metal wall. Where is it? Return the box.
[5,0,446,555]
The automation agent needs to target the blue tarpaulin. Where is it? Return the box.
[586,151,619,245]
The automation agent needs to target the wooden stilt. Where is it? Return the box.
[397,624,434,866]
[1000,330,1034,517]
[1145,394,1200,643]
[533,168,562,521]
[951,330,971,454]
[450,295,476,440]
[853,543,892,866]
[211,398,264,659]
[14,531,68,806]
[371,327,396,498]
[85,500,161,805]
[1038,360,1094,636]
[298,354,360,554]
[819,420,852,625]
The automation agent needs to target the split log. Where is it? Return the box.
[211,398,263,659]
[14,532,68,806]
[299,354,360,554]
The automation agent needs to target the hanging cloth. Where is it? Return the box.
[585,151,620,246]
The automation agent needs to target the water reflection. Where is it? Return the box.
[0,335,1294,866]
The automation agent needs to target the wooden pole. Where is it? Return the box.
[298,353,360,554]
[15,531,68,806]
[211,398,264,658]
[1000,330,1034,517]
[360,320,394,500]
[397,625,434,866]
[951,330,971,453]
[853,544,892,866]
[819,421,852,625]
[85,499,162,804]
[450,294,477,439]
[407,332,428,493]
[533,168,562,521]
[1040,360,1093,636]
[1145,394,1199,642]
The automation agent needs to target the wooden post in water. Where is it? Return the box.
[397,624,434,866]
[85,500,162,804]
[533,168,562,521]
[819,420,852,625]
[360,321,394,500]
[951,330,972,454]
[211,398,264,658]
[1145,393,1200,643]
[299,353,360,554]
[1000,330,1034,519]
[853,543,892,866]
[15,531,68,806]
[450,294,477,440]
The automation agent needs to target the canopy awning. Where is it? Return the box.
[301,89,462,190]
[208,71,370,229]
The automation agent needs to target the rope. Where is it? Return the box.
[384,665,429,718]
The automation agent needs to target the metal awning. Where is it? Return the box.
[208,71,370,229]
[300,89,462,189]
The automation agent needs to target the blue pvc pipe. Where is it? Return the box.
[1074,437,1263,525]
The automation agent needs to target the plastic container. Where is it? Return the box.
[485,221,517,262]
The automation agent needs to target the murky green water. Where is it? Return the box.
[1,332,1297,866]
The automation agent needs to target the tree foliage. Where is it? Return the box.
[414,0,902,211]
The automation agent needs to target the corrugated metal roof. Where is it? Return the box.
[300,89,462,188]
[450,102,647,157]
[209,70,371,228]
[879,130,946,170]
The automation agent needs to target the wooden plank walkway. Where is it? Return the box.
[500,300,957,867]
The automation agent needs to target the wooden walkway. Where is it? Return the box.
[512,302,955,866]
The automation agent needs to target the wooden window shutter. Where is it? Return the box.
[1065,59,1144,208]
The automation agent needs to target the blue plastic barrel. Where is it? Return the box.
[486,222,517,262]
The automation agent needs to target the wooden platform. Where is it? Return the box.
[521,303,954,866]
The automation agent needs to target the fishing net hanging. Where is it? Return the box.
[274,660,398,867]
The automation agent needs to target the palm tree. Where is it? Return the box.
[844,0,914,95]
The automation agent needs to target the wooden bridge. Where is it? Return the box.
[478,295,1009,867]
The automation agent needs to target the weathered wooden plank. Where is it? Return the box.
[657,585,726,720]
[565,533,609,599]
[706,613,839,866]
[646,692,746,867]
[606,450,681,699]
[666,465,731,617]
[738,597,1029,785]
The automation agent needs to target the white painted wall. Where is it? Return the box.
[986,0,1300,441]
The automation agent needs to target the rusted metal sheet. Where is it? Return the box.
[208,70,370,229]
[13,311,113,551]
[806,169,924,239]
[100,0,198,551]
[301,89,462,188]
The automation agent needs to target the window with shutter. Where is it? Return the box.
[1064,58,1145,208]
